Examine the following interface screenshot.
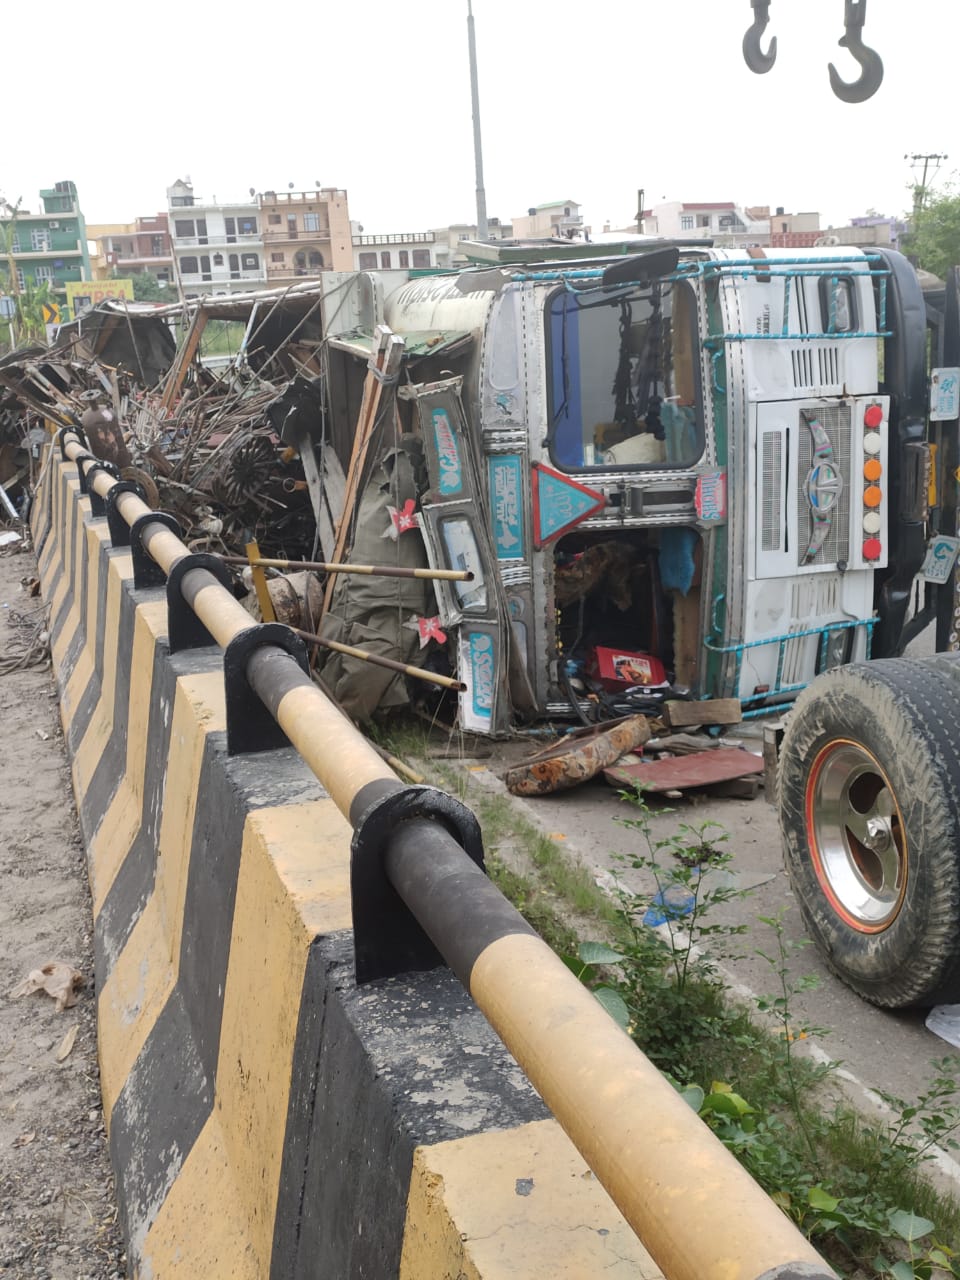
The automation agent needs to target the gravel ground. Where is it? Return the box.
[0,538,125,1280]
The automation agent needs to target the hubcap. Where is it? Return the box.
[807,742,906,930]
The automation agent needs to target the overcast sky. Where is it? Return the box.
[4,0,955,235]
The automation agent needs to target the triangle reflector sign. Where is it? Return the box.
[531,463,607,548]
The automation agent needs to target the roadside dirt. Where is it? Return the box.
[0,539,124,1280]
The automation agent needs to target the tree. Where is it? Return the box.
[900,184,960,279]
[0,195,23,347]
[14,280,55,341]
[125,272,171,303]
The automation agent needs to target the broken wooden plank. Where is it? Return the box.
[322,326,404,615]
[603,746,763,794]
[663,698,742,729]
[160,309,209,413]
[317,447,347,558]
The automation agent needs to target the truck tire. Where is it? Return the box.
[778,655,960,1008]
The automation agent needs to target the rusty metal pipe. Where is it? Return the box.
[291,626,465,691]
[216,552,473,583]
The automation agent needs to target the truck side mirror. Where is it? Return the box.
[602,248,680,288]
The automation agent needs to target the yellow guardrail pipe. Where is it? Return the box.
[58,430,836,1280]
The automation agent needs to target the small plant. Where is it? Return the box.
[560,940,630,1029]
[613,784,753,988]
[875,1210,960,1279]
[877,1059,960,1172]
[601,785,756,1079]
[754,908,831,1165]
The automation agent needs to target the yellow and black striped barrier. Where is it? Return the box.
[29,429,838,1280]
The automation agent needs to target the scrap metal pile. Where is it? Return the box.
[0,290,329,561]
[0,288,474,745]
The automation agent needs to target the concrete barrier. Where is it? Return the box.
[34,452,669,1277]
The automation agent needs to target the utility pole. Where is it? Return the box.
[905,153,948,220]
[466,1,488,240]
[1,196,22,300]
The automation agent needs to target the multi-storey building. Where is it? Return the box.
[88,215,173,286]
[768,208,822,248]
[641,201,770,246]
[510,200,585,241]
[260,188,352,282]
[353,231,437,272]
[1,180,91,315]
[166,179,266,298]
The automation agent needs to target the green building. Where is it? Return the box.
[1,181,92,318]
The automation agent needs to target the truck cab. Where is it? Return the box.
[320,242,947,735]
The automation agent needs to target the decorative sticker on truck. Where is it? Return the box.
[695,469,728,523]
[530,463,606,547]
[488,455,524,560]
[467,631,495,722]
[930,368,960,422]
[432,409,463,495]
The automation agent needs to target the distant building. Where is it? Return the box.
[1,180,91,316]
[166,178,266,299]
[87,214,172,286]
[353,230,437,272]
[261,188,353,283]
[511,200,585,241]
[347,217,512,273]
[820,214,909,251]
[643,201,770,246]
[768,208,821,248]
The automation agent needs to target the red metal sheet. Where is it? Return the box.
[604,747,763,792]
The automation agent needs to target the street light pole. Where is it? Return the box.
[466,1,488,241]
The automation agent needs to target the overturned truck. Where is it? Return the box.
[300,243,958,740]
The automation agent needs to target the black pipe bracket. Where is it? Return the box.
[73,451,96,494]
[129,511,183,589]
[58,426,88,459]
[81,460,121,515]
[166,554,237,653]
[104,480,148,548]
[223,623,310,756]
[351,785,484,983]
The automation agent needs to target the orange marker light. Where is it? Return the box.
[864,485,882,508]
[864,458,882,481]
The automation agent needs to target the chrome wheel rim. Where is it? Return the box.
[807,741,906,930]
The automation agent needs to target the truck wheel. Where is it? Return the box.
[778,655,960,1008]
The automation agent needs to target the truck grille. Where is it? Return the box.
[795,404,851,567]
[761,431,783,551]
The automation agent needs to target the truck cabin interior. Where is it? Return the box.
[545,272,707,718]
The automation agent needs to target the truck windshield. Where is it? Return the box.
[546,278,704,470]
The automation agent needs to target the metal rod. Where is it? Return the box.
[216,552,473,583]
[0,477,18,520]
[292,626,465,691]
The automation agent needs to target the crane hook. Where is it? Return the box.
[742,0,777,75]
[828,0,884,103]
